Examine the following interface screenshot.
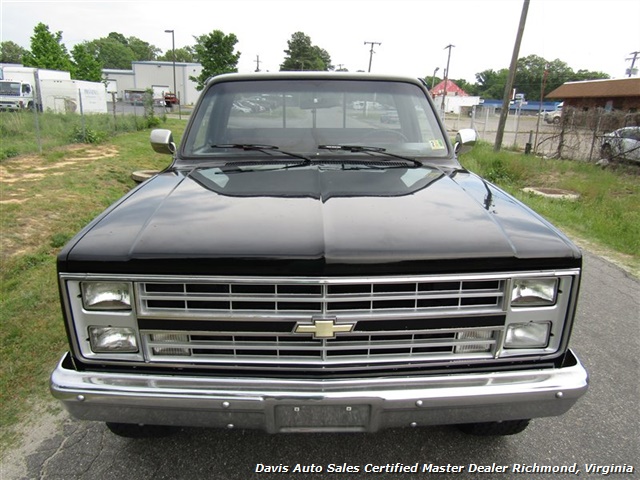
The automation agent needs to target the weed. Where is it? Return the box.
[0,147,19,160]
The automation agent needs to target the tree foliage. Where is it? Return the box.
[0,41,27,64]
[22,23,73,71]
[84,37,135,69]
[280,32,332,71]
[190,30,241,90]
[465,54,612,101]
[127,37,161,61]
[84,32,159,69]
[70,43,103,81]
[157,46,196,63]
[474,68,510,99]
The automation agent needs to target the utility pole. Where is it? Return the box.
[534,63,548,153]
[440,45,455,113]
[494,0,529,152]
[364,41,381,72]
[626,51,639,77]
[431,67,440,92]
[164,29,181,120]
[254,55,261,72]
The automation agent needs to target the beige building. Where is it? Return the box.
[103,61,203,105]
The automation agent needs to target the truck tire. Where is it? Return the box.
[457,419,530,436]
[106,422,177,438]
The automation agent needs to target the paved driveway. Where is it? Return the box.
[3,252,638,480]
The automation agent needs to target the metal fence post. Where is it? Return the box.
[78,89,86,143]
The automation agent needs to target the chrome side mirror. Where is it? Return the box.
[150,129,176,155]
[454,128,478,155]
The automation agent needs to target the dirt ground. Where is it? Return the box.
[1,145,120,259]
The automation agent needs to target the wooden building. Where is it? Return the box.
[547,77,640,112]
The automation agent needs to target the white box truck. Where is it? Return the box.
[0,66,107,113]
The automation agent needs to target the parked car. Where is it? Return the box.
[600,126,640,162]
[544,103,563,124]
[51,72,588,439]
[231,101,252,113]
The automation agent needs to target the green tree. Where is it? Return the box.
[22,22,73,71]
[84,33,160,69]
[190,30,240,90]
[127,36,161,61]
[157,46,195,63]
[314,46,333,71]
[107,32,128,45]
[280,32,332,71]
[71,43,103,81]
[474,68,509,99]
[0,40,27,64]
[572,69,610,82]
[85,36,136,69]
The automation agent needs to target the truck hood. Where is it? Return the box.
[61,164,581,275]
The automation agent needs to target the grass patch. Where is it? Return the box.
[0,118,186,451]
[0,109,163,160]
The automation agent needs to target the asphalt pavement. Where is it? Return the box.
[3,252,638,480]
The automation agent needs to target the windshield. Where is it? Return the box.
[182,79,449,160]
[0,81,21,96]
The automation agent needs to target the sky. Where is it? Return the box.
[1,0,639,82]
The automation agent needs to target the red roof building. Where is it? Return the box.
[430,79,468,97]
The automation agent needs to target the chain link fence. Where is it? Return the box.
[444,106,639,163]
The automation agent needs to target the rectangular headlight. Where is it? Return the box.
[511,278,558,307]
[81,282,132,310]
[504,322,550,348]
[88,326,138,353]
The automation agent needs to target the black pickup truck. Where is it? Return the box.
[51,72,588,437]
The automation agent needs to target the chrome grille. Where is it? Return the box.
[136,278,505,317]
[135,276,508,369]
[142,327,500,365]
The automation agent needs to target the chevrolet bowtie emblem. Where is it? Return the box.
[294,318,355,339]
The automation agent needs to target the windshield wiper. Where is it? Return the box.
[318,144,423,167]
[210,144,311,162]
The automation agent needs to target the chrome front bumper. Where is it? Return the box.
[51,351,588,433]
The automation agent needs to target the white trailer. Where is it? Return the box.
[0,66,107,113]
[76,80,108,114]
[0,66,70,110]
